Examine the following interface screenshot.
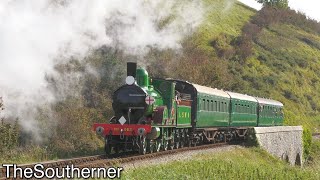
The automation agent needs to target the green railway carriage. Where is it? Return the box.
[256,97,284,126]
[226,91,258,127]
[193,84,230,127]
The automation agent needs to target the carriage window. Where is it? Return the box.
[268,106,271,116]
[225,102,227,112]
[215,101,218,111]
[207,100,210,111]
[266,106,268,116]
[202,99,205,110]
[269,106,271,116]
[221,102,224,112]
[211,100,214,111]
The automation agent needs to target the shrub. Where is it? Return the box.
[230,36,253,63]
[210,33,236,60]
[0,98,20,154]
[252,7,320,34]
[283,90,299,102]
[242,22,261,41]
[303,127,312,160]
[49,98,103,158]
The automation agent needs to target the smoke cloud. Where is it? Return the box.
[0,0,204,141]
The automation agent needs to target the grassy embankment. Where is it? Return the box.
[123,141,320,179]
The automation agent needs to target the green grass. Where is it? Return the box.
[193,0,256,52]
[123,146,320,180]
[0,146,51,164]
[0,145,104,164]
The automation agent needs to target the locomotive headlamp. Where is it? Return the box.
[126,76,135,85]
[96,126,104,136]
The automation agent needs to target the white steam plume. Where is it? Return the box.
[0,0,204,141]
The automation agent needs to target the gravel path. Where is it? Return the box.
[122,145,242,170]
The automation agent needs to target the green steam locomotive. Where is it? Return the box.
[93,62,284,155]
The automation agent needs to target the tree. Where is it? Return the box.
[256,0,289,9]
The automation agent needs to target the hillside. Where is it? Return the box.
[148,0,320,131]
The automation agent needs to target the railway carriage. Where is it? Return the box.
[93,62,284,155]
[226,91,258,127]
[256,97,284,126]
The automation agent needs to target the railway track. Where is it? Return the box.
[0,142,231,179]
[1,132,317,179]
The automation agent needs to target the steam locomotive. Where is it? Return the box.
[93,62,284,155]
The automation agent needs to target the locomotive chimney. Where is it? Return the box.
[127,62,137,78]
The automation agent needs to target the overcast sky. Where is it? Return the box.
[238,0,320,21]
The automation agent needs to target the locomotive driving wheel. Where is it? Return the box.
[169,139,174,150]
[138,135,147,155]
[168,129,174,150]
[146,139,154,153]
[174,131,180,149]
[154,139,161,152]
[162,129,169,151]
[180,129,185,148]
[163,140,168,151]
